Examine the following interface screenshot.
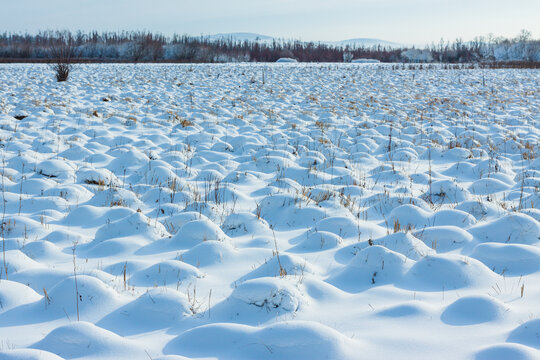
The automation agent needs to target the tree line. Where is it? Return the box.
[0,30,537,63]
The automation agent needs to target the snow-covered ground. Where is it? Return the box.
[0,63,539,360]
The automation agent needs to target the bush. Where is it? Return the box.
[49,35,76,82]
[52,62,71,82]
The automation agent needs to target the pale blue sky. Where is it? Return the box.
[2,0,539,45]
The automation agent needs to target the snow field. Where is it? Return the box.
[0,63,539,359]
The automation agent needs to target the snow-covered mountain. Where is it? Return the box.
[331,38,402,48]
[207,32,402,48]
[207,32,275,43]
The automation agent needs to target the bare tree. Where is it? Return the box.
[50,34,77,82]
[0,29,536,64]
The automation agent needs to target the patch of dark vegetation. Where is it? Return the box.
[38,170,57,178]
[479,61,540,69]
[84,179,106,186]
[49,35,76,82]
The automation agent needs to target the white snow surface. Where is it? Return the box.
[0,63,539,359]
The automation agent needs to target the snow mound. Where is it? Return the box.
[469,213,540,244]
[107,148,149,173]
[469,178,512,195]
[0,349,65,360]
[97,289,192,335]
[9,267,110,293]
[140,217,230,254]
[377,301,432,318]
[441,295,507,325]
[85,188,143,209]
[328,245,412,292]
[1,216,48,240]
[239,253,315,282]
[388,204,477,230]
[402,254,499,291]
[170,219,229,247]
[290,230,342,252]
[431,209,476,227]
[230,277,303,312]
[129,260,203,287]
[143,165,182,186]
[181,240,237,267]
[93,212,167,243]
[1,250,43,277]
[21,241,70,262]
[259,194,327,230]
[312,216,386,241]
[31,322,147,359]
[222,212,273,236]
[476,343,540,360]
[455,200,505,220]
[62,205,134,227]
[164,321,363,359]
[58,144,93,161]
[35,159,75,181]
[470,243,540,276]
[413,226,473,253]
[102,259,150,277]
[422,180,471,204]
[508,318,540,350]
[160,212,203,233]
[43,275,122,321]
[76,167,120,187]
[78,212,167,256]
[387,204,433,230]
[371,232,435,260]
[0,280,42,313]
[13,178,55,195]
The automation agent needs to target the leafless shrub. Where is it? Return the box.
[49,34,77,82]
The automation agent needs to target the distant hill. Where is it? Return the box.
[206,33,402,48]
[331,38,403,49]
[206,33,275,43]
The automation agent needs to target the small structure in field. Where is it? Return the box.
[352,58,380,64]
[276,58,298,63]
